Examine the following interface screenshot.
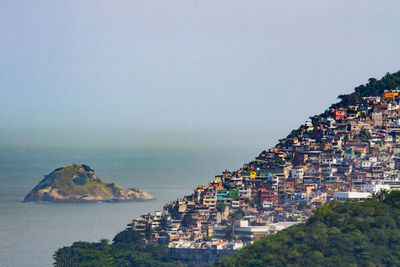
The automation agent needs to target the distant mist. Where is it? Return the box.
[1,0,400,149]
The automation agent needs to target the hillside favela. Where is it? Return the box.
[54,72,400,266]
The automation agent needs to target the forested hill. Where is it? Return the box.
[331,70,400,108]
[214,190,400,267]
[53,230,185,267]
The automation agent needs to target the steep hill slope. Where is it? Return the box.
[53,70,400,266]
[215,190,400,266]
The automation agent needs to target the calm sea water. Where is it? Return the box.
[0,146,258,266]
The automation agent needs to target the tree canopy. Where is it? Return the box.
[53,228,185,267]
[331,71,400,108]
[215,190,400,266]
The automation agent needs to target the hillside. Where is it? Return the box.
[24,164,153,202]
[54,190,400,266]
[284,70,400,140]
[53,70,400,266]
[215,190,400,266]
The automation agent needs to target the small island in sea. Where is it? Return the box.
[23,163,153,202]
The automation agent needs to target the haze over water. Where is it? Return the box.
[1,1,400,266]
[1,0,400,149]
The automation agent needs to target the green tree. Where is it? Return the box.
[214,190,400,267]
[216,201,226,213]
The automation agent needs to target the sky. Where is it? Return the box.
[1,0,400,149]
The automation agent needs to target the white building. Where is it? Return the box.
[231,200,240,208]
[239,187,252,198]
[363,183,390,193]
[332,192,371,202]
[213,220,297,242]
[361,161,371,168]
[291,168,304,179]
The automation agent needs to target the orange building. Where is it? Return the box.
[384,91,398,100]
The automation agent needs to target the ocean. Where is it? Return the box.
[0,146,259,266]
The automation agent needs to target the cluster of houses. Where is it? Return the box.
[130,89,400,257]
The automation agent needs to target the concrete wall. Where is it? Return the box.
[167,248,238,266]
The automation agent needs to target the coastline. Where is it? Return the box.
[0,146,252,266]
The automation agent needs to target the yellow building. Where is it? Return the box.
[202,192,217,206]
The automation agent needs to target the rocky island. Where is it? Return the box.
[23,164,153,202]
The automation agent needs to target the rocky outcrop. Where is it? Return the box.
[23,164,154,202]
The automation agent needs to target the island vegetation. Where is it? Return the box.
[24,164,153,202]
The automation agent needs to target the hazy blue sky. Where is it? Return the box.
[1,0,399,149]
